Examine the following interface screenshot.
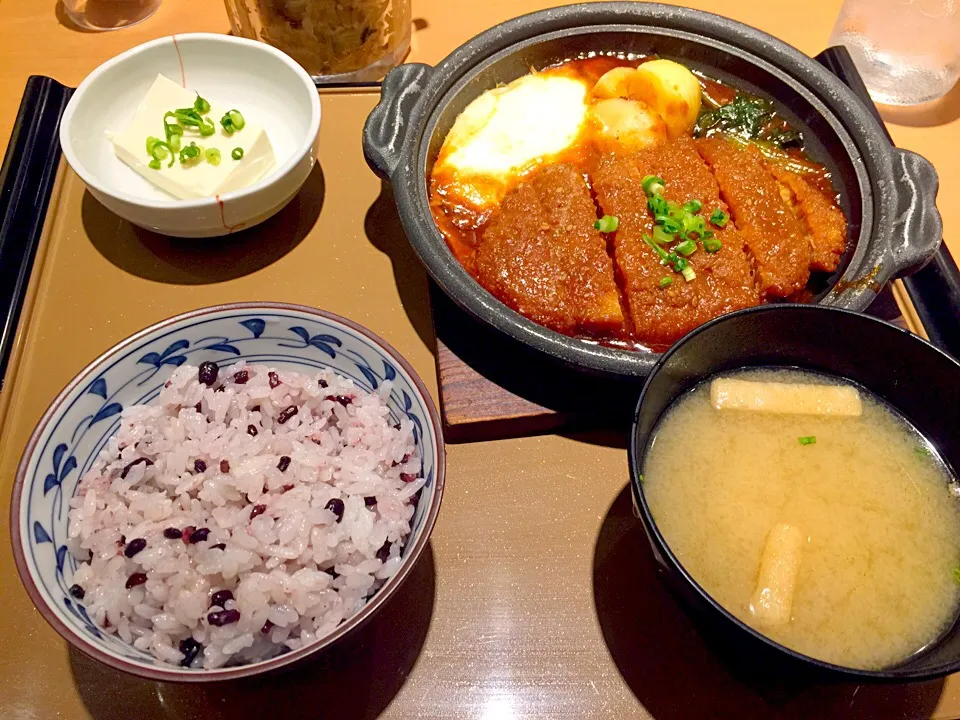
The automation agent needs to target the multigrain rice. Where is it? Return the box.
[67,362,423,668]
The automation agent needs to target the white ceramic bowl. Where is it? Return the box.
[60,34,321,238]
[11,303,444,681]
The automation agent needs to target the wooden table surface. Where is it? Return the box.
[1,1,959,719]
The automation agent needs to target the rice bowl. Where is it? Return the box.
[12,302,444,681]
[68,361,422,668]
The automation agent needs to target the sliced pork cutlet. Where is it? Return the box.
[696,136,811,297]
[767,164,847,273]
[476,164,625,337]
[592,138,758,347]
[639,136,759,316]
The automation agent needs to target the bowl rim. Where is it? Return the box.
[59,33,322,211]
[628,303,960,681]
[10,301,446,682]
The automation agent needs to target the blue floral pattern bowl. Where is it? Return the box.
[11,303,445,681]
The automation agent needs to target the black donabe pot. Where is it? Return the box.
[363,3,942,379]
[629,304,960,682]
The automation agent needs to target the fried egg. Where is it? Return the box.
[433,73,590,211]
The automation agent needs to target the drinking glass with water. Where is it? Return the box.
[829,0,960,105]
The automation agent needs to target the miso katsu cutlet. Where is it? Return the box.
[695,137,811,298]
[477,164,626,337]
[592,136,758,345]
[429,56,849,348]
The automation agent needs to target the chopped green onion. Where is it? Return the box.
[704,237,723,253]
[682,213,707,237]
[667,202,685,220]
[702,230,715,241]
[164,121,183,152]
[659,277,673,288]
[643,235,671,264]
[647,194,669,217]
[220,109,246,135]
[642,175,665,196]
[179,142,202,165]
[675,239,697,257]
[594,215,619,233]
[682,199,703,214]
[169,108,202,127]
[638,474,645,484]
[798,436,816,445]
[205,147,222,166]
[232,147,244,160]
[194,94,211,114]
[166,109,215,136]
[710,208,729,227]
[652,225,675,245]
[915,446,932,458]
[148,158,162,170]
[673,256,688,273]
[146,136,174,168]
[681,265,696,282]
[657,215,683,234]
[953,567,960,586]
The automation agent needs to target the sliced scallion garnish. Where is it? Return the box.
[798,436,816,445]
[194,94,211,114]
[642,175,665,196]
[168,109,216,136]
[704,237,723,253]
[682,214,707,237]
[145,136,175,168]
[682,199,702,214]
[652,225,675,245]
[675,239,697,257]
[659,277,672,288]
[232,147,244,160]
[179,142,202,165]
[680,265,696,282]
[594,215,619,233]
[205,148,222,166]
[710,208,729,227]
[643,235,671,264]
[647,194,669,217]
[221,109,246,135]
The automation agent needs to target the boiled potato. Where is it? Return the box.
[592,60,702,139]
[631,59,702,139]
[589,98,668,153]
[592,67,638,100]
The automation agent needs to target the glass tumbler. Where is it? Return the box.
[61,0,161,31]
[224,0,411,83]
[829,0,960,105]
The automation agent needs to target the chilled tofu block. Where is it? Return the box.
[749,523,805,627]
[710,378,862,417]
[108,74,275,200]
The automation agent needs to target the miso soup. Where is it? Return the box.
[643,368,960,670]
